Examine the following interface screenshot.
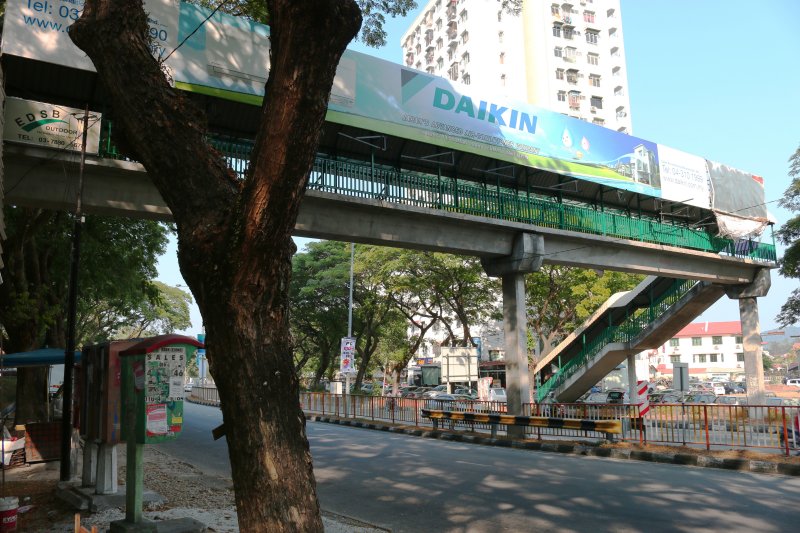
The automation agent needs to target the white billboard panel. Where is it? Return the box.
[657,145,711,209]
[3,97,101,154]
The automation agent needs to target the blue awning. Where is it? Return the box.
[0,348,82,367]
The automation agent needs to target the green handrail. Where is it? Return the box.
[97,124,776,263]
[536,278,697,402]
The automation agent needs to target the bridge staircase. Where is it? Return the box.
[534,276,726,403]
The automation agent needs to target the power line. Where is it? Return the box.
[159,0,231,65]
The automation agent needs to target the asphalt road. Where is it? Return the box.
[156,402,800,532]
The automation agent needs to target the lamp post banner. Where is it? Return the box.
[340,337,356,375]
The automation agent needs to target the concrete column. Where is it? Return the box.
[502,272,531,438]
[627,353,639,405]
[482,232,543,440]
[95,443,118,495]
[724,268,770,406]
[81,440,98,488]
[739,297,766,405]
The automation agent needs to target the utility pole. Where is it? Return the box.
[61,105,90,481]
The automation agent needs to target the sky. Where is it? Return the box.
[158,0,800,336]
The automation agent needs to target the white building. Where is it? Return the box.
[401,0,633,133]
[641,321,747,381]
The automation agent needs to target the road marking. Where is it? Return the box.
[456,460,491,467]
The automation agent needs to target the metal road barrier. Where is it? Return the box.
[299,393,800,456]
[421,408,622,439]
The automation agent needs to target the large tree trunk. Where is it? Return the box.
[70,1,360,530]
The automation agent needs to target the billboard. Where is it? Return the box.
[1,0,766,223]
[3,97,101,154]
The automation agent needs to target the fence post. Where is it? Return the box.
[703,405,710,451]
[782,407,790,457]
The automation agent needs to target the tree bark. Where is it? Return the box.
[70,1,361,530]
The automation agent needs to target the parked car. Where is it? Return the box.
[710,383,726,396]
[360,383,374,393]
[606,390,628,404]
[787,378,800,388]
[723,382,745,394]
[582,392,612,404]
[716,396,747,406]
[184,382,194,393]
[683,393,717,404]
[488,388,507,403]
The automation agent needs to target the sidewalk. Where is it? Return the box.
[1,446,386,532]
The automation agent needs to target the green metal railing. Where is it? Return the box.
[536,278,697,402]
[98,124,776,263]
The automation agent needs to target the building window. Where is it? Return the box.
[737,353,744,362]
[711,336,722,345]
[556,68,565,80]
[611,47,620,57]
[554,47,563,58]
[568,91,580,109]
[669,338,679,347]
[710,354,718,363]
[735,336,743,344]
[553,24,562,37]
[592,118,605,126]
[462,52,470,65]
[590,96,603,108]
[586,30,599,45]
[609,28,617,39]
[498,31,504,44]
[463,73,471,85]
[584,11,595,23]
[670,355,680,363]
[692,337,702,346]
[499,52,505,64]
[607,8,616,18]
[437,37,443,50]
[551,4,560,17]
[694,354,707,363]
[587,53,599,65]
[566,70,578,84]
[614,86,624,96]
[461,31,469,44]
[589,74,601,87]
[437,58,444,70]
[564,26,575,40]
[460,9,468,23]
[557,90,566,102]
[500,74,505,86]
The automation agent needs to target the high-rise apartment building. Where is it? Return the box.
[401,0,633,133]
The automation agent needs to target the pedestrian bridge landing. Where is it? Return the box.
[533,276,726,403]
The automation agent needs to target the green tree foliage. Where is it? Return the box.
[776,145,800,326]
[526,266,643,359]
[290,241,350,387]
[0,207,169,422]
[110,281,193,340]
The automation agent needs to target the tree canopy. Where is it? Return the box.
[776,144,800,326]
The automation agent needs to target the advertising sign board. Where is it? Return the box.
[340,337,356,375]
[0,0,766,222]
[3,97,101,154]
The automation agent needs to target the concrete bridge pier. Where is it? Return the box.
[482,233,543,439]
[723,268,771,405]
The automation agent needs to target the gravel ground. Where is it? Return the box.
[7,445,385,532]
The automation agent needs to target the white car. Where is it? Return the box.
[787,378,800,388]
[711,383,726,395]
[488,388,507,403]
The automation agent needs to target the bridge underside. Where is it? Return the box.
[4,143,764,285]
